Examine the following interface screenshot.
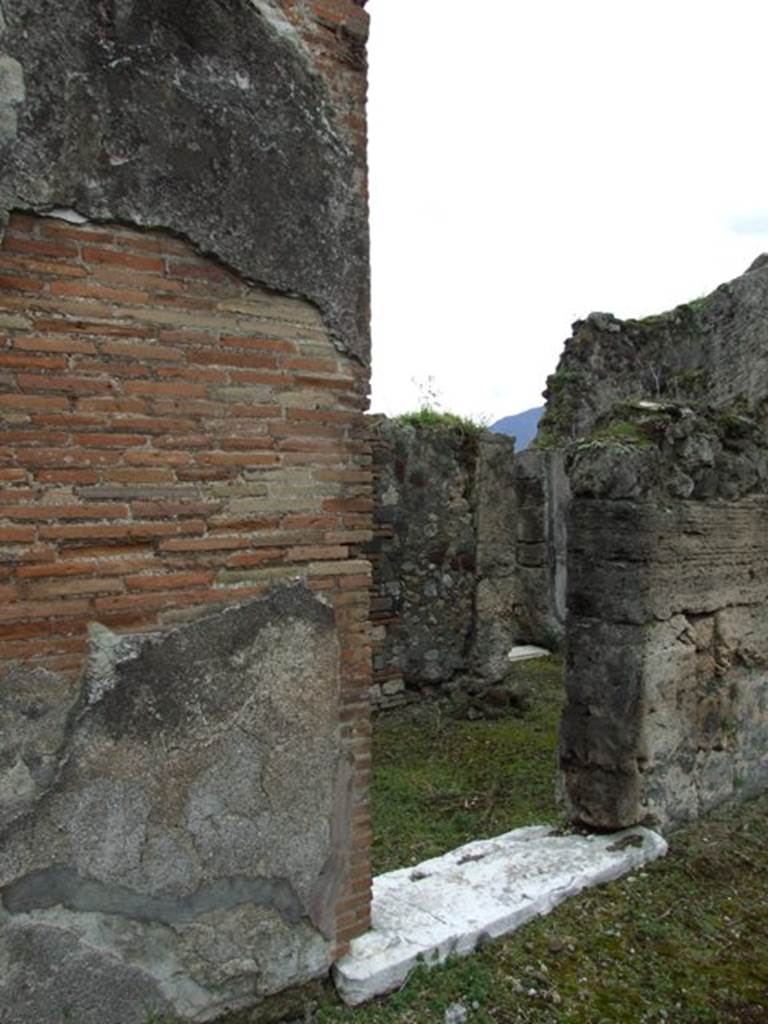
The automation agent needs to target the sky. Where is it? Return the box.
[365,0,768,425]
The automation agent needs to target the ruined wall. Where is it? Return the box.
[367,419,519,710]
[0,2,372,1021]
[552,259,768,831]
[538,256,768,446]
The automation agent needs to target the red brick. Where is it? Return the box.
[39,222,115,244]
[130,501,220,518]
[158,536,244,552]
[3,215,38,234]
[225,549,285,568]
[220,335,296,354]
[0,621,51,641]
[0,526,36,542]
[82,246,164,273]
[76,397,149,414]
[91,265,187,293]
[124,450,192,466]
[126,571,214,591]
[39,520,205,541]
[17,373,115,396]
[323,498,373,513]
[155,366,227,385]
[123,380,207,398]
[4,236,79,259]
[0,274,44,293]
[72,433,146,448]
[228,404,283,419]
[0,255,87,279]
[158,329,216,346]
[26,577,125,599]
[101,342,184,362]
[195,452,279,467]
[287,545,348,561]
[287,407,359,424]
[0,394,70,411]
[0,503,129,521]
[18,558,154,580]
[1,430,69,446]
[15,448,115,468]
[50,280,149,304]
[0,599,91,623]
[216,437,273,451]
[59,543,153,560]
[188,350,278,370]
[102,468,177,484]
[33,318,154,339]
[0,352,68,371]
[70,358,149,379]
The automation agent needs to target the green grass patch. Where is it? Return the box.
[370,657,564,875]
[316,655,768,1024]
[394,408,486,438]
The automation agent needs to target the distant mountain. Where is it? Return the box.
[489,406,544,450]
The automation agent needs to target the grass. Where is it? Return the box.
[370,657,564,874]
[314,656,768,1024]
[393,408,486,439]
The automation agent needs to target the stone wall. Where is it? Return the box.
[562,432,768,830]
[367,419,523,710]
[0,2,372,1021]
[538,257,768,446]
[551,258,768,831]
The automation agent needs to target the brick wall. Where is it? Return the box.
[0,210,372,954]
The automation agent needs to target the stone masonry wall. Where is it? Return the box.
[552,258,768,831]
[562,434,768,831]
[367,419,519,711]
[538,256,768,446]
[0,2,372,1021]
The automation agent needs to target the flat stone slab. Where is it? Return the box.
[507,645,552,662]
[334,825,667,1006]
